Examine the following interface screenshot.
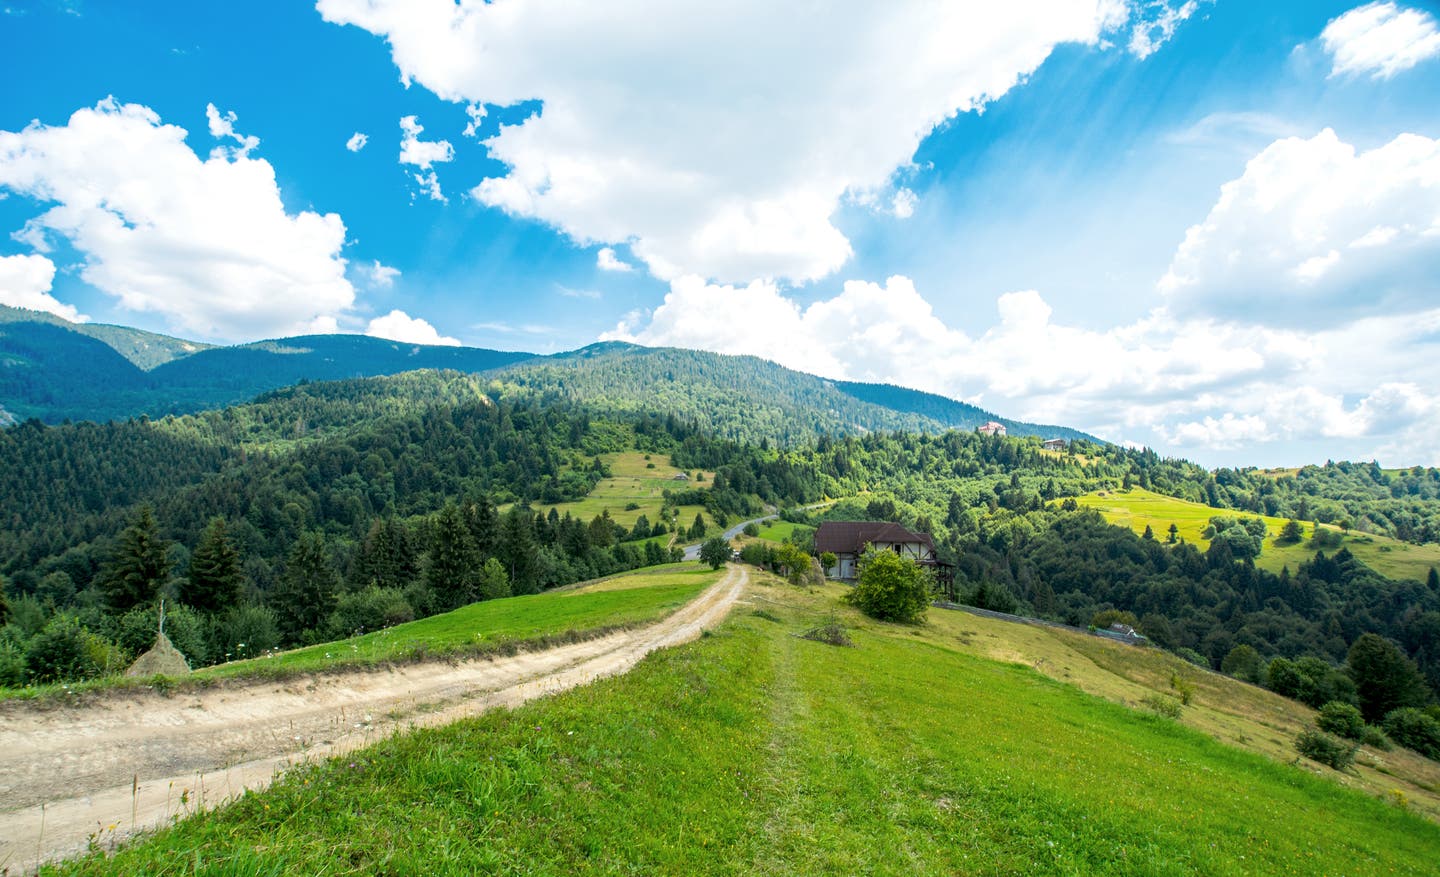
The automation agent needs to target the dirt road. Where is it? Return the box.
[0,566,747,873]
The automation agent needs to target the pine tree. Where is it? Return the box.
[100,505,172,612]
[1428,567,1439,591]
[0,573,10,625]
[1167,523,1179,544]
[426,503,481,611]
[689,513,706,539]
[1348,633,1430,723]
[499,506,540,595]
[271,532,338,643]
[183,517,243,613]
[466,495,499,557]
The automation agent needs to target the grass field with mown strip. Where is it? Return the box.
[50,576,1440,875]
[1076,487,1440,582]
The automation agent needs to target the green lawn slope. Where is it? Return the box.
[1078,487,1440,582]
[51,575,1440,875]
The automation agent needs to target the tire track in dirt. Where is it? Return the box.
[0,566,746,873]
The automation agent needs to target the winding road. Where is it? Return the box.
[0,566,748,874]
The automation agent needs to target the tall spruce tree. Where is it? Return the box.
[272,532,338,643]
[183,517,243,613]
[426,503,481,611]
[100,505,172,612]
[499,505,540,595]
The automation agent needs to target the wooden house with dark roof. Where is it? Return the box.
[813,521,952,588]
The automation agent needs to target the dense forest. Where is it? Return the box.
[2,368,1439,710]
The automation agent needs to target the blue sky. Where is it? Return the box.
[2,1,1439,468]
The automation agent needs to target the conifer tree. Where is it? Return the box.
[426,503,481,611]
[272,532,338,643]
[183,517,243,613]
[499,505,540,595]
[100,505,172,612]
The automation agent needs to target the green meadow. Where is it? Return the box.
[49,575,1440,875]
[518,451,719,536]
[1077,487,1440,582]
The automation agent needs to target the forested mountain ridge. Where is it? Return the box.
[0,310,1088,444]
[492,341,1094,445]
[0,304,212,369]
[0,307,533,422]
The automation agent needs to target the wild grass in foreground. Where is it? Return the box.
[1,566,717,701]
[49,577,1440,875]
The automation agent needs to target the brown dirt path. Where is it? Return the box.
[0,566,746,874]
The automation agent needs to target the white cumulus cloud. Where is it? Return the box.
[0,98,354,341]
[205,103,260,159]
[1320,2,1440,79]
[604,270,1440,463]
[596,247,633,273]
[346,131,368,152]
[318,0,1133,283]
[365,309,460,346]
[0,252,86,322]
[398,115,454,202]
[359,259,400,288]
[1159,128,1440,328]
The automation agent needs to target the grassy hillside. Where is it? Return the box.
[523,451,716,531]
[3,566,719,701]
[199,565,719,681]
[1078,487,1440,582]
[51,576,1440,875]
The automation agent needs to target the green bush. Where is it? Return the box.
[1316,701,1366,741]
[1360,724,1393,751]
[25,615,105,683]
[209,604,282,663]
[1140,693,1182,718]
[0,629,27,687]
[1382,708,1440,760]
[742,522,760,537]
[845,549,931,624]
[1295,728,1357,770]
[328,586,415,638]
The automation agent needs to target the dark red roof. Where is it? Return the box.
[813,521,935,555]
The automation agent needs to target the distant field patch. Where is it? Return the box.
[525,451,717,534]
[1076,487,1440,582]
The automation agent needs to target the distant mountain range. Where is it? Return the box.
[0,305,1095,443]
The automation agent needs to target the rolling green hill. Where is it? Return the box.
[49,576,1440,874]
[1078,486,1440,583]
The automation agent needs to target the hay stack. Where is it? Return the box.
[125,629,191,677]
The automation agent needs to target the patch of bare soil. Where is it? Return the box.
[0,566,746,874]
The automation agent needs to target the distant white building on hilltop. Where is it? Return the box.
[977,421,1007,437]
